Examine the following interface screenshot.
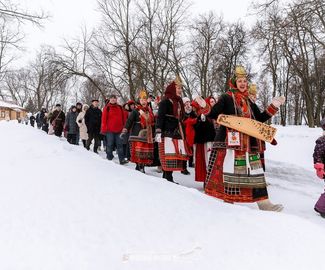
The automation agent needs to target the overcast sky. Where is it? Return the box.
[17,0,257,66]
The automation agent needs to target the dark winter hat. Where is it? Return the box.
[320,118,325,130]
[109,94,117,99]
[55,104,61,107]
[76,102,82,106]
[91,99,99,102]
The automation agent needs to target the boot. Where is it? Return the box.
[163,171,179,185]
[257,199,283,212]
[139,165,145,174]
[181,169,190,175]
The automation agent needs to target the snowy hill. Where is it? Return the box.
[0,121,324,270]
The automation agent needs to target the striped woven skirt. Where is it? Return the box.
[205,148,268,203]
[159,137,188,171]
[130,141,154,165]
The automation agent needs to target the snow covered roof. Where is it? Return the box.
[0,100,25,111]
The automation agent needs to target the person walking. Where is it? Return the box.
[101,94,127,164]
[85,99,102,153]
[76,104,89,148]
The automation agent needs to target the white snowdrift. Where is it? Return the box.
[0,121,324,270]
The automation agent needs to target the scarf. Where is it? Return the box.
[227,89,250,118]
[164,81,185,119]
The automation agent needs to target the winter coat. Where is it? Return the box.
[50,109,65,134]
[30,115,35,123]
[208,93,275,149]
[124,107,155,137]
[76,106,89,140]
[313,135,325,164]
[156,99,185,139]
[85,105,102,135]
[183,110,197,147]
[65,111,78,135]
[194,117,216,144]
[101,103,126,134]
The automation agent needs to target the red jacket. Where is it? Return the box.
[101,103,126,133]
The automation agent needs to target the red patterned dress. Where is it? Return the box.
[205,90,278,203]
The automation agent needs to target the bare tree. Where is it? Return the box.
[189,12,223,97]
[95,0,143,100]
[218,22,248,91]
[0,0,46,26]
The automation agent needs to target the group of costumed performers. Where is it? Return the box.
[121,66,286,212]
[121,89,157,173]
[202,65,285,211]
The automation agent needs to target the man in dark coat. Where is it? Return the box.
[85,99,102,153]
[50,104,65,137]
[29,115,36,127]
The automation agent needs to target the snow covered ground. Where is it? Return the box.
[0,121,324,270]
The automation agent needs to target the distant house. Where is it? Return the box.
[0,100,27,121]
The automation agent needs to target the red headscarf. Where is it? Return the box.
[227,79,250,117]
[164,81,184,118]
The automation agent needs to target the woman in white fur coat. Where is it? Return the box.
[76,104,89,148]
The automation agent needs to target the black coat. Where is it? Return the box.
[50,110,65,133]
[194,117,216,144]
[156,99,184,139]
[85,105,102,134]
[208,93,273,147]
[65,111,79,134]
[125,110,142,137]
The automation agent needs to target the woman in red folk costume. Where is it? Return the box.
[155,76,190,183]
[205,66,285,211]
[121,90,155,173]
[191,98,215,183]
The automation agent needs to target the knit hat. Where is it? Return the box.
[182,97,190,104]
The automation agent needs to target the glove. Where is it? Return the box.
[119,132,126,140]
[155,133,162,143]
[314,163,325,179]
[194,96,207,108]
[200,114,206,122]
[78,120,82,123]
[271,96,285,108]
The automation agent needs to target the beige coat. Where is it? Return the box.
[76,105,89,140]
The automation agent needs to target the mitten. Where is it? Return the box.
[194,96,207,108]
[119,133,126,139]
[155,133,162,143]
[314,163,325,179]
[271,96,285,108]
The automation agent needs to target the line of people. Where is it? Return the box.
[31,65,291,213]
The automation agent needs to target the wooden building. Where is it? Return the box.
[0,100,27,121]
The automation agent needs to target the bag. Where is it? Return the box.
[48,124,55,135]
